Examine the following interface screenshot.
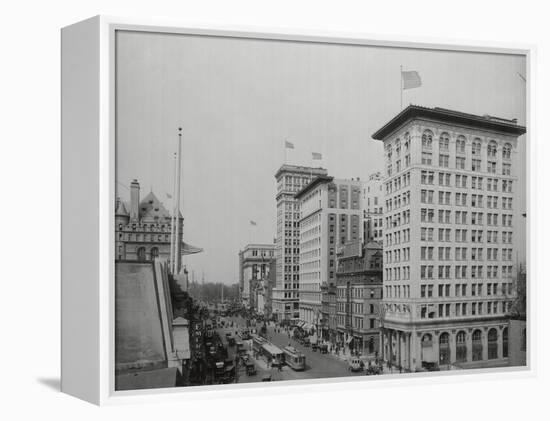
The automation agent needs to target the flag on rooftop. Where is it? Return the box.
[402,70,422,90]
[312,152,322,160]
[285,140,295,149]
[166,192,172,199]
[250,220,257,226]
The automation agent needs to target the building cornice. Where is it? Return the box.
[372,105,526,141]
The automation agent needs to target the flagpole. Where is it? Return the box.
[174,127,183,274]
[169,152,177,271]
[400,65,403,111]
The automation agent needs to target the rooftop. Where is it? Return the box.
[294,175,334,199]
[274,164,328,179]
[372,105,526,140]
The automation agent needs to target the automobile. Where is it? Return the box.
[348,357,363,372]
[245,361,256,376]
[422,362,440,371]
[261,373,272,382]
[365,364,382,375]
[319,344,328,354]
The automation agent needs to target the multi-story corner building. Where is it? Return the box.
[295,175,364,335]
[363,172,385,242]
[335,240,383,356]
[238,244,275,309]
[115,179,202,264]
[273,165,328,321]
[372,105,525,371]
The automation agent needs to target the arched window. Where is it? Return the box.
[472,329,483,361]
[472,139,482,156]
[488,328,498,359]
[137,247,146,261]
[503,143,512,160]
[488,140,498,159]
[502,327,509,358]
[439,133,450,152]
[439,332,450,365]
[422,130,433,149]
[150,247,159,260]
[404,133,410,151]
[456,135,466,154]
[456,331,467,362]
[421,333,434,365]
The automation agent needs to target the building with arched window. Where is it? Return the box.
[115,179,202,268]
[373,105,525,371]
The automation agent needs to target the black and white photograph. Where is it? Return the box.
[112,29,528,391]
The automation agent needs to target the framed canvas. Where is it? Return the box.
[61,16,533,405]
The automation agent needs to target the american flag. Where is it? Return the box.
[312,152,322,160]
[401,70,422,90]
[250,220,257,226]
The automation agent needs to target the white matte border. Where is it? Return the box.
[96,15,535,405]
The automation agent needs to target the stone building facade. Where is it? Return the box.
[295,175,364,337]
[273,165,328,321]
[372,105,525,371]
[363,171,384,242]
[115,179,201,267]
[335,240,383,356]
[238,243,275,310]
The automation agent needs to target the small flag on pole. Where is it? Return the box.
[312,152,322,160]
[285,140,295,149]
[250,220,257,226]
[166,193,173,199]
[401,70,422,90]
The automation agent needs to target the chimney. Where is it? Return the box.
[130,179,140,221]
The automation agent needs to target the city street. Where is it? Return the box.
[221,316,365,383]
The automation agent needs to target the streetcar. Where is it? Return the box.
[261,343,285,367]
[282,346,306,371]
[252,335,268,354]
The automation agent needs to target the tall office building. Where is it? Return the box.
[364,171,384,242]
[372,105,525,371]
[295,175,364,334]
[273,165,328,321]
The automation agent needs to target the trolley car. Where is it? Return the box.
[261,343,285,367]
[282,346,306,371]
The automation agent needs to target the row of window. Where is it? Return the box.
[419,282,513,298]
[420,300,511,319]
[418,227,514,243]
[418,264,514,280]
[418,153,512,175]
[418,209,514,226]
[418,246,514,261]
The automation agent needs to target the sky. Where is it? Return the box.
[115,31,527,285]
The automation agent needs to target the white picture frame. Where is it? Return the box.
[61,15,534,405]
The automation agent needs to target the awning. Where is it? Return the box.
[347,336,354,344]
[181,241,203,255]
